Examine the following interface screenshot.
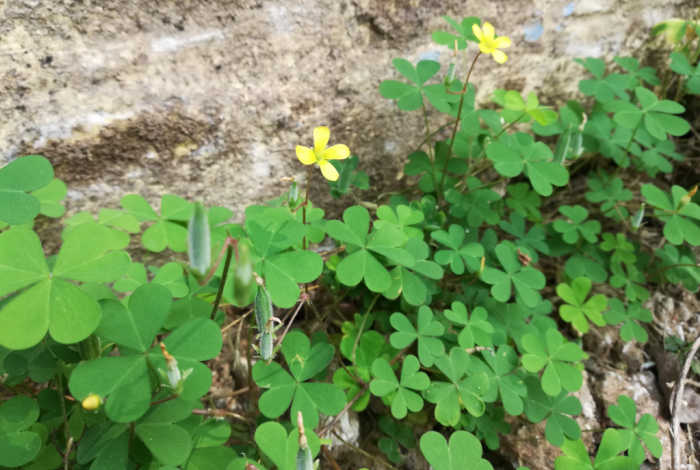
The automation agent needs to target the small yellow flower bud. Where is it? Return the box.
[479,256,486,274]
[82,393,101,411]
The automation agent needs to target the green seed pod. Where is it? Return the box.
[79,334,101,360]
[254,285,272,334]
[233,241,256,306]
[631,203,645,230]
[260,330,274,362]
[296,445,313,470]
[296,412,313,470]
[255,286,276,361]
[288,181,301,208]
[187,202,211,275]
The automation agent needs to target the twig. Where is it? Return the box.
[274,294,309,350]
[671,335,700,470]
[331,429,398,470]
[63,436,73,470]
[149,394,178,406]
[684,378,700,390]
[318,384,369,437]
[191,408,252,422]
[321,446,343,470]
[221,308,253,333]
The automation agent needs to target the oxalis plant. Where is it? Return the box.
[1,14,699,470]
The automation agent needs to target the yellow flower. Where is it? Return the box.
[296,126,350,181]
[472,22,511,64]
[81,393,102,411]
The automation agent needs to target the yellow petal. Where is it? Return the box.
[479,42,495,54]
[482,22,495,40]
[296,145,317,165]
[492,49,508,64]
[322,144,350,160]
[494,36,511,48]
[319,160,340,181]
[313,126,330,153]
[472,23,483,42]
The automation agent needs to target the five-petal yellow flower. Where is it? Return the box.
[472,22,511,64]
[296,126,350,181]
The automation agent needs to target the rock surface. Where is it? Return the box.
[1,0,696,219]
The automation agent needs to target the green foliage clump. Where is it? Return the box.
[1,13,698,470]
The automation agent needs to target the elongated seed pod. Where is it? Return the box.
[296,412,313,470]
[631,203,645,230]
[260,330,274,362]
[255,286,275,360]
[233,241,255,306]
[254,285,272,333]
[187,202,211,275]
[296,445,313,470]
[79,334,101,360]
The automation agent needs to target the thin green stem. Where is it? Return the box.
[274,296,308,352]
[210,243,233,319]
[56,372,69,446]
[439,52,481,199]
[625,120,642,152]
[421,103,435,163]
[658,263,700,275]
[302,166,312,251]
[200,237,233,286]
[350,293,380,363]
[415,120,456,153]
[301,166,312,298]
[466,111,528,171]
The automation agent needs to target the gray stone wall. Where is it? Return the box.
[0,0,695,218]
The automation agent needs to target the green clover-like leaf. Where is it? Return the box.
[326,205,414,294]
[69,317,222,423]
[607,395,662,464]
[431,16,479,50]
[0,155,55,225]
[481,346,527,416]
[121,194,193,252]
[605,299,652,343]
[389,307,445,367]
[254,421,320,470]
[642,184,700,245]
[670,51,700,95]
[443,301,494,349]
[556,277,607,334]
[521,328,585,396]
[431,225,484,275]
[0,223,130,349]
[420,430,493,470]
[253,331,346,428]
[524,377,582,446]
[0,396,41,468]
[370,355,429,419]
[424,348,489,425]
[575,58,633,102]
[555,429,638,470]
[607,87,690,141]
[481,241,545,307]
[552,205,601,244]
[585,172,633,221]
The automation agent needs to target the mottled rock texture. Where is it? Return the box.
[0,0,696,219]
